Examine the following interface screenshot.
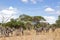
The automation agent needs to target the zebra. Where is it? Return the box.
[51,27,56,32]
[12,27,24,36]
[35,27,44,35]
[43,27,50,32]
[5,27,16,37]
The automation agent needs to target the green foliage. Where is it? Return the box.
[32,16,46,22]
[1,14,47,30]
[5,18,25,29]
[56,15,60,28]
[32,16,46,28]
[19,14,32,21]
[24,22,33,30]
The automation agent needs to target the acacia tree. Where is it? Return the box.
[56,15,60,28]
[18,14,33,30]
[0,7,17,27]
[5,18,25,29]
[32,16,46,28]
[19,14,32,22]
[5,14,46,29]
[32,16,46,22]
[0,13,16,27]
[18,14,46,29]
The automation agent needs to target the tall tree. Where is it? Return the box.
[5,18,26,29]
[56,15,60,28]
[19,14,32,22]
[32,16,46,28]
[32,16,46,22]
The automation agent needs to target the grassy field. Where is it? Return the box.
[0,28,60,40]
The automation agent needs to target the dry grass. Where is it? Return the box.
[0,28,60,40]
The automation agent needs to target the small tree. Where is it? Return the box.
[56,15,60,28]
[32,16,46,28]
[0,7,17,27]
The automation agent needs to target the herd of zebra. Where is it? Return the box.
[0,26,24,37]
[0,27,15,37]
[35,26,56,33]
[0,26,56,37]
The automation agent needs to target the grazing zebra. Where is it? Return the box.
[0,27,6,37]
[12,27,24,36]
[0,26,23,37]
[0,27,14,37]
[43,27,50,32]
[0,26,15,37]
[18,27,24,35]
[5,27,16,37]
[51,27,56,32]
[35,27,44,35]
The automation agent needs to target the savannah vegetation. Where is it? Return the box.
[0,14,60,29]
